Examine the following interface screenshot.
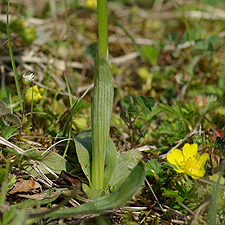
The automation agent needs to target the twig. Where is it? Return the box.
[191,201,209,225]
[145,178,165,213]
[178,202,208,225]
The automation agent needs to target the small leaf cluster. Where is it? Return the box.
[120,94,155,148]
[0,100,21,140]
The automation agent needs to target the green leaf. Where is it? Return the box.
[208,35,220,44]
[2,207,17,225]
[27,151,73,178]
[137,96,147,106]
[195,40,207,51]
[127,104,140,115]
[121,94,137,108]
[73,135,92,184]
[168,137,176,144]
[0,100,10,116]
[11,208,28,225]
[0,87,15,104]
[157,123,177,136]
[22,149,43,160]
[145,159,163,176]
[146,96,155,108]
[109,149,143,190]
[103,138,117,190]
[129,95,137,105]
[141,45,159,66]
[163,189,180,198]
[2,113,21,126]
[175,102,183,118]
[137,96,154,114]
[83,184,104,200]
[73,135,117,191]
[159,103,181,118]
[1,126,19,140]
[91,50,114,189]
[37,161,145,218]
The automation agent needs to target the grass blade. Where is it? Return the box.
[6,1,23,111]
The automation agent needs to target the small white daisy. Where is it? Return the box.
[23,73,34,84]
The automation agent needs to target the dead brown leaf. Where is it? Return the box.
[54,170,87,197]
[8,177,41,194]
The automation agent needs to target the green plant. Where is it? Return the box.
[71,0,145,203]
[120,94,155,149]
[71,0,146,199]
[0,100,21,140]
[6,3,23,112]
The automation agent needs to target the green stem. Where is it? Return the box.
[184,174,192,187]
[63,75,73,158]
[90,0,113,190]
[97,0,108,58]
[7,1,23,112]
[30,84,34,132]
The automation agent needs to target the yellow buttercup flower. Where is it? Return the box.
[85,0,97,9]
[25,85,44,103]
[72,116,87,131]
[167,143,209,179]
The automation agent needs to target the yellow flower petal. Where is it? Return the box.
[33,85,39,92]
[183,143,198,160]
[72,117,87,130]
[190,169,206,179]
[174,168,186,174]
[197,153,209,169]
[167,143,209,179]
[25,85,43,103]
[40,87,44,94]
[167,149,184,166]
[85,0,97,9]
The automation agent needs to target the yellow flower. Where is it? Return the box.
[85,0,97,9]
[25,85,44,103]
[72,117,87,131]
[167,143,209,179]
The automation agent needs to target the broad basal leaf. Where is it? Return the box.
[31,161,145,219]
[27,151,73,178]
[73,135,117,192]
[109,149,143,191]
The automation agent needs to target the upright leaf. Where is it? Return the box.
[73,135,92,184]
[91,50,114,190]
[73,135,117,191]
